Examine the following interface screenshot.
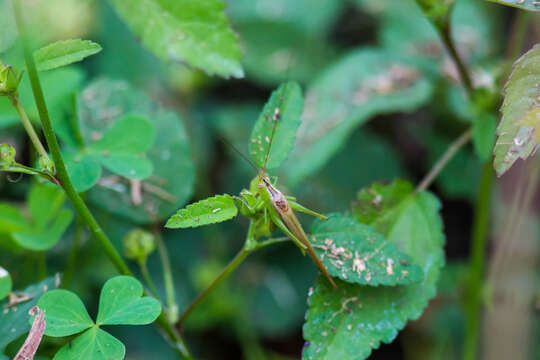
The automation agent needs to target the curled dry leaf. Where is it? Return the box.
[14,306,45,360]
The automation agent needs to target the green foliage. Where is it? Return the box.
[494,43,540,176]
[250,82,303,169]
[0,143,15,168]
[280,48,432,186]
[310,214,423,286]
[0,266,11,301]
[166,194,238,229]
[65,113,155,191]
[0,0,16,53]
[33,39,102,71]
[487,0,540,11]
[77,79,195,223]
[303,181,445,359]
[0,183,73,251]
[0,277,59,353]
[38,276,161,360]
[108,0,244,78]
[473,113,497,161]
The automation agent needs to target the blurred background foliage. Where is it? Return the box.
[0,0,539,359]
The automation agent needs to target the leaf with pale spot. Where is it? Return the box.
[38,290,93,337]
[494,43,540,176]
[310,214,423,286]
[249,82,303,170]
[303,180,445,360]
[166,194,238,229]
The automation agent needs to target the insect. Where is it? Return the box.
[227,93,337,289]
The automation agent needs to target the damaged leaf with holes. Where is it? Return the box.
[310,214,423,286]
[494,43,540,176]
[303,180,445,360]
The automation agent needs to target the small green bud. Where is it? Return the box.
[416,0,454,27]
[0,62,23,97]
[38,156,55,174]
[123,229,156,264]
[0,144,16,169]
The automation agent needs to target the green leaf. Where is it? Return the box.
[108,0,243,78]
[28,183,66,229]
[0,277,59,352]
[33,39,102,71]
[166,194,238,229]
[64,153,102,193]
[53,327,125,360]
[96,276,161,325]
[100,154,153,180]
[88,113,155,154]
[250,82,303,170]
[310,214,423,286]
[487,0,540,11]
[37,289,93,337]
[0,266,11,301]
[79,79,195,223]
[280,49,432,187]
[494,44,540,176]
[0,204,29,234]
[473,113,497,161]
[303,180,445,359]
[12,210,73,251]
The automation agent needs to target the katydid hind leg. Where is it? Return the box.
[268,210,307,254]
[289,200,328,220]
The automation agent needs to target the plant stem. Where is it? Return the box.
[439,20,474,96]
[13,3,192,358]
[140,261,159,299]
[9,95,52,167]
[463,162,493,360]
[415,128,473,193]
[156,235,179,323]
[63,215,83,288]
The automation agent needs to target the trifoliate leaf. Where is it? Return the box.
[310,214,423,286]
[303,180,445,360]
[494,44,540,176]
[250,82,303,170]
[33,39,102,71]
[166,194,238,229]
[52,327,125,360]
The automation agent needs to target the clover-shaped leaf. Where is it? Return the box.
[37,276,161,360]
[65,113,155,192]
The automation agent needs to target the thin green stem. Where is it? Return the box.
[9,95,52,167]
[439,20,474,96]
[140,261,159,299]
[13,3,192,358]
[415,128,473,193]
[63,215,83,288]
[156,235,179,323]
[463,162,494,360]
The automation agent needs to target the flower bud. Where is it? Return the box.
[0,61,23,97]
[123,229,156,264]
[38,156,55,174]
[0,144,16,169]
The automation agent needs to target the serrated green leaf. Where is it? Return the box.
[0,266,11,301]
[37,289,93,337]
[52,327,125,360]
[79,79,195,223]
[33,39,102,71]
[109,0,243,78]
[250,82,303,170]
[12,209,73,251]
[88,113,155,154]
[0,277,59,352]
[487,0,540,11]
[280,49,432,187]
[310,214,423,286]
[64,153,102,193]
[473,113,497,161]
[166,194,238,229]
[96,276,161,325]
[303,180,445,360]
[494,44,540,176]
[28,184,66,229]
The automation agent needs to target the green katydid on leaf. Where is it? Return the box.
[108,0,244,79]
[310,214,423,286]
[166,194,238,229]
[303,180,445,360]
[494,43,540,176]
[37,276,161,360]
[33,39,103,71]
